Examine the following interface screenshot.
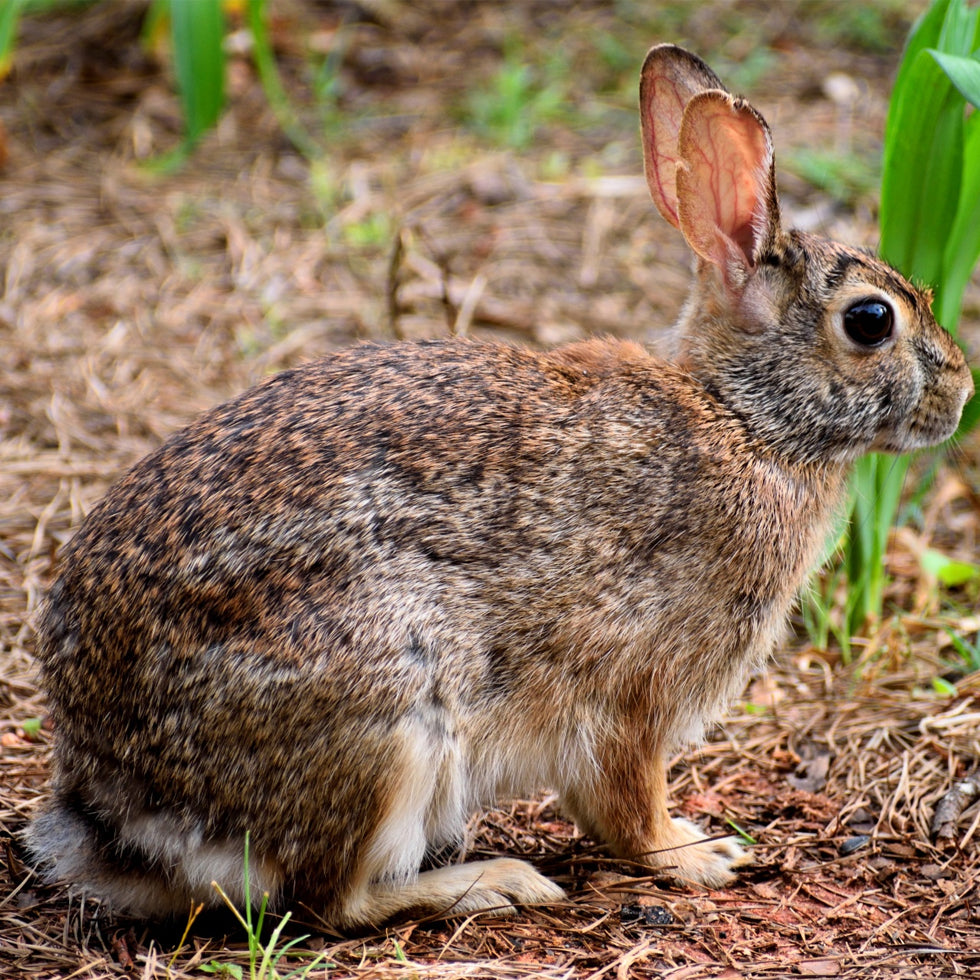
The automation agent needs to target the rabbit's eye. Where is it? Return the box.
[844,300,894,347]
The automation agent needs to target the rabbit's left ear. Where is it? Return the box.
[639,44,728,230]
[676,91,781,285]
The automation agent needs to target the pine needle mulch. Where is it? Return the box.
[3,654,979,979]
[1,2,979,978]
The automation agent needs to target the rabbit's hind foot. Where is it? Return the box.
[645,816,752,889]
[339,858,566,928]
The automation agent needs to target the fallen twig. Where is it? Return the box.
[932,769,980,840]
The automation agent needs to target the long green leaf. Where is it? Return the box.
[169,0,225,148]
[840,0,980,644]
[883,0,951,143]
[881,0,970,148]
[246,0,318,158]
[940,109,980,327]
[0,0,26,79]
[930,49,980,108]
[937,0,979,55]
[880,47,963,286]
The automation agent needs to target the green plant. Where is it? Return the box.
[837,0,980,643]
[783,147,881,207]
[0,0,25,79]
[462,41,569,149]
[342,211,391,250]
[802,557,847,652]
[21,716,42,739]
[0,0,96,79]
[724,819,757,846]
[945,627,980,674]
[244,0,319,159]
[5,0,324,163]
[205,834,329,980]
[808,0,911,53]
[167,0,224,151]
[919,549,980,589]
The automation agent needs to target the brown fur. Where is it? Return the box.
[25,46,973,927]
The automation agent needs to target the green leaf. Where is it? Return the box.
[938,111,980,327]
[724,818,757,845]
[246,0,319,159]
[882,0,964,141]
[932,676,958,696]
[200,963,243,979]
[21,716,42,739]
[919,547,980,586]
[169,0,226,149]
[880,47,964,285]
[945,628,980,671]
[937,0,980,56]
[0,0,25,79]
[930,49,980,108]
[886,0,950,126]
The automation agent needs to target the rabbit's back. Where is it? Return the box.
[42,336,816,709]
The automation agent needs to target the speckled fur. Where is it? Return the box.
[25,46,973,928]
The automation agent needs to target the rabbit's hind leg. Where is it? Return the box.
[348,858,566,927]
[334,716,564,927]
[24,794,285,917]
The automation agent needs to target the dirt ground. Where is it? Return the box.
[1,2,979,978]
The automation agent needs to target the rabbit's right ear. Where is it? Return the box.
[639,44,727,229]
[675,91,780,288]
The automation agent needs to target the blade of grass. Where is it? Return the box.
[955,368,980,438]
[169,0,225,149]
[0,0,25,80]
[936,0,979,54]
[882,0,951,139]
[246,0,319,159]
[845,453,890,639]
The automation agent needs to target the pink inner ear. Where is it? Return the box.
[641,77,688,228]
[676,93,775,273]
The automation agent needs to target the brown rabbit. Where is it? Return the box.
[26,45,972,928]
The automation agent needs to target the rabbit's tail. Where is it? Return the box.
[23,794,282,918]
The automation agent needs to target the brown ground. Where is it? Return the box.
[1,2,979,978]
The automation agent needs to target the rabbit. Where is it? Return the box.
[25,44,973,929]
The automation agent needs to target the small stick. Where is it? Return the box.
[385,226,406,341]
[932,769,980,840]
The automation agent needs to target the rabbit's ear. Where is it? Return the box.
[639,44,728,229]
[676,90,780,286]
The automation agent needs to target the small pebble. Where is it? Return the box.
[620,903,675,926]
[839,835,870,856]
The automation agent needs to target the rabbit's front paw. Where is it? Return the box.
[647,816,752,888]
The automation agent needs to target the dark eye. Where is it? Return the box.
[843,299,894,347]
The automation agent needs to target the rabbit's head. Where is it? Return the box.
[640,45,973,465]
